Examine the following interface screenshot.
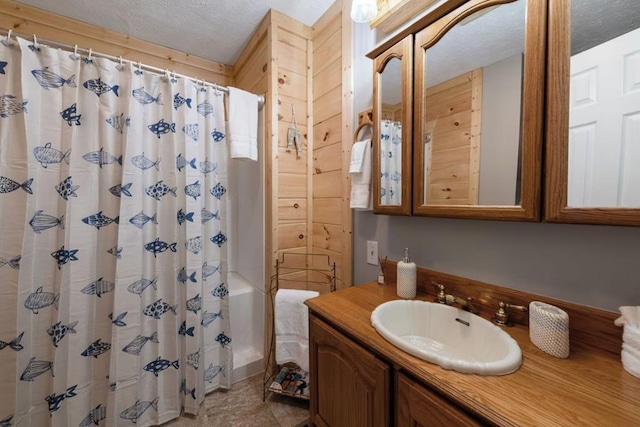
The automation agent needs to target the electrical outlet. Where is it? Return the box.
[367,241,379,265]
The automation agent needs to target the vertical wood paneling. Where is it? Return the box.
[314,171,343,198]
[314,86,343,125]
[278,147,307,174]
[314,198,343,226]
[313,58,342,99]
[314,114,343,150]
[313,143,343,174]
[340,0,354,288]
[312,0,353,289]
[313,29,342,77]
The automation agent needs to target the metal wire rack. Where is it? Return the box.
[262,253,336,401]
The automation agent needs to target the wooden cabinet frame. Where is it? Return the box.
[544,0,640,226]
[372,35,414,215]
[412,0,546,220]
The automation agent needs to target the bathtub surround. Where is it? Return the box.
[0,37,233,426]
[228,273,265,383]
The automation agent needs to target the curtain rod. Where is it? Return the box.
[0,29,265,110]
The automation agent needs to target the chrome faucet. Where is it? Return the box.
[432,282,479,314]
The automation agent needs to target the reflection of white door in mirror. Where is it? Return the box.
[568,28,640,207]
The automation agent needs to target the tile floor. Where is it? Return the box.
[163,374,310,427]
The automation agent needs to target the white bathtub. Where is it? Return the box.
[228,272,264,383]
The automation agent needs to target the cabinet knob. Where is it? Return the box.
[298,234,304,240]
[293,203,299,209]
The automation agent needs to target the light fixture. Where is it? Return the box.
[350,0,378,23]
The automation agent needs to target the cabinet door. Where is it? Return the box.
[309,315,391,427]
[372,35,413,216]
[396,372,484,427]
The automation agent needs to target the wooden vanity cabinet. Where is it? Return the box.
[309,314,487,427]
[309,315,391,427]
[396,372,484,427]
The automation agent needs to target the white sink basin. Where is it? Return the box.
[371,300,522,375]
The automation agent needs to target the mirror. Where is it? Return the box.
[413,0,545,220]
[546,0,640,226]
[380,58,403,206]
[372,35,413,215]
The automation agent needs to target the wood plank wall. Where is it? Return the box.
[234,11,313,292]
[312,0,353,289]
[233,10,314,375]
[0,0,233,85]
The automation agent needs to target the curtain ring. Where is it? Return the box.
[32,34,38,47]
[87,48,93,60]
[2,29,15,46]
[115,55,124,71]
[69,44,80,60]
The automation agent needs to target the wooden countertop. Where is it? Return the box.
[306,282,640,427]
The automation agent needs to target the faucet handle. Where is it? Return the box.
[493,301,528,327]
[432,282,446,304]
[502,301,527,312]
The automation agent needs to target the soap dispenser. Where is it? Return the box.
[397,248,417,299]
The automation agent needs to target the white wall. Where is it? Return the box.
[352,20,640,312]
[479,54,522,205]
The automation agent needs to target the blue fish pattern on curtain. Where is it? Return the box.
[380,120,402,205]
[0,36,232,426]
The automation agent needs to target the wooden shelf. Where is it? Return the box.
[370,0,439,35]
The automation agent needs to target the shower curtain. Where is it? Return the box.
[0,37,232,427]
[380,119,402,205]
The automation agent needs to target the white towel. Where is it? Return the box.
[623,325,640,349]
[349,140,368,173]
[350,139,372,210]
[275,289,319,371]
[228,87,258,161]
[621,343,640,378]
[615,306,640,328]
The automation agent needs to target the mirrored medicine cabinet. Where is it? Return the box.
[368,0,546,221]
[545,0,640,226]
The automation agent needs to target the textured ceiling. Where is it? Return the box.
[13,0,335,65]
